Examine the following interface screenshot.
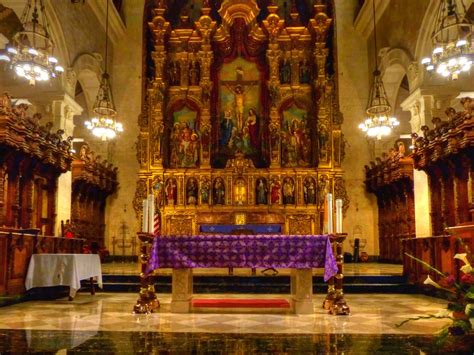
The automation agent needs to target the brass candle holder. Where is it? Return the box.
[133,232,159,314]
[323,233,350,315]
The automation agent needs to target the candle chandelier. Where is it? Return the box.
[358,0,399,139]
[85,0,123,141]
[0,0,64,85]
[421,0,473,80]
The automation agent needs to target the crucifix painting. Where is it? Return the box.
[218,57,261,159]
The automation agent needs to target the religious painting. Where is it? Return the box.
[234,177,246,205]
[270,178,281,205]
[303,177,317,205]
[281,105,311,167]
[282,177,295,205]
[213,177,225,205]
[186,177,198,205]
[255,178,268,205]
[200,177,210,205]
[165,178,177,206]
[218,57,261,157]
[169,106,200,168]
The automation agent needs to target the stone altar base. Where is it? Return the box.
[170,268,315,314]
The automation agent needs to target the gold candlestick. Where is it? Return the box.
[133,232,159,314]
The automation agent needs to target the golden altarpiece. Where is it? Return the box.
[133,0,347,235]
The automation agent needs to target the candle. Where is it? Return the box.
[148,194,155,235]
[142,199,148,232]
[336,199,343,233]
[327,193,333,234]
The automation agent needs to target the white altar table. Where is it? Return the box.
[25,254,103,299]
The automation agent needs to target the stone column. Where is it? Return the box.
[290,268,314,314]
[50,94,83,235]
[401,90,435,237]
[171,268,193,313]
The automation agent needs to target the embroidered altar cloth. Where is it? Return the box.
[147,235,337,282]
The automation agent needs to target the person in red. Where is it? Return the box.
[270,180,281,204]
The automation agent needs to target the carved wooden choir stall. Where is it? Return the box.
[364,142,415,263]
[402,98,474,285]
[68,144,118,249]
[0,92,83,297]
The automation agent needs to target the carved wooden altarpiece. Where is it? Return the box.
[134,0,347,235]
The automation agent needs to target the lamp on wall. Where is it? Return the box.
[358,0,399,140]
[84,0,123,141]
[421,0,473,80]
[0,0,64,85]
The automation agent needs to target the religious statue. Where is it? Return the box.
[153,178,163,208]
[165,178,177,205]
[0,92,12,113]
[188,60,200,86]
[256,178,268,205]
[168,60,181,86]
[200,178,210,204]
[213,178,225,205]
[299,59,310,84]
[234,178,246,205]
[282,178,295,204]
[224,84,254,132]
[270,179,281,204]
[303,177,316,204]
[186,178,198,205]
[279,58,291,84]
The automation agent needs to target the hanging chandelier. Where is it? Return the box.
[358,0,399,140]
[84,0,123,141]
[421,0,473,80]
[0,0,64,85]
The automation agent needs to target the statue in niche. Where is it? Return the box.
[270,179,281,204]
[200,178,210,204]
[256,178,268,205]
[188,60,200,86]
[282,177,295,204]
[318,123,329,160]
[153,178,163,208]
[168,60,181,86]
[303,177,316,204]
[213,178,225,205]
[279,58,291,84]
[186,178,198,205]
[165,178,177,205]
[0,92,12,113]
[299,59,310,84]
[234,178,246,205]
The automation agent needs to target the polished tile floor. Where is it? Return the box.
[0,293,448,334]
[102,262,403,276]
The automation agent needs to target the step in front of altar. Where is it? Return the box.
[190,297,292,313]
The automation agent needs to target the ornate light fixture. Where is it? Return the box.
[421,0,473,80]
[0,0,64,85]
[85,0,123,141]
[358,0,399,139]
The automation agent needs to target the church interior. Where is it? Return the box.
[0,0,474,353]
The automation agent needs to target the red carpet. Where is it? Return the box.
[192,298,291,308]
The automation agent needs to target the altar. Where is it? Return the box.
[147,234,337,314]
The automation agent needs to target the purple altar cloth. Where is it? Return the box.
[147,235,338,282]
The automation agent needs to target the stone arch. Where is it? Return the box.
[71,53,103,116]
[379,48,414,106]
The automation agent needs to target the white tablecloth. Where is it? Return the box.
[25,254,103,297]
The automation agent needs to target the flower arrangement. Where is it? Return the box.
[396,240,474,342]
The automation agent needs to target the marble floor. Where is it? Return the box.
[1,293,473,354]
[102,262,403,276]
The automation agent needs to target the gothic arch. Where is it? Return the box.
[71,53,103,115]
[379,48,413,108]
